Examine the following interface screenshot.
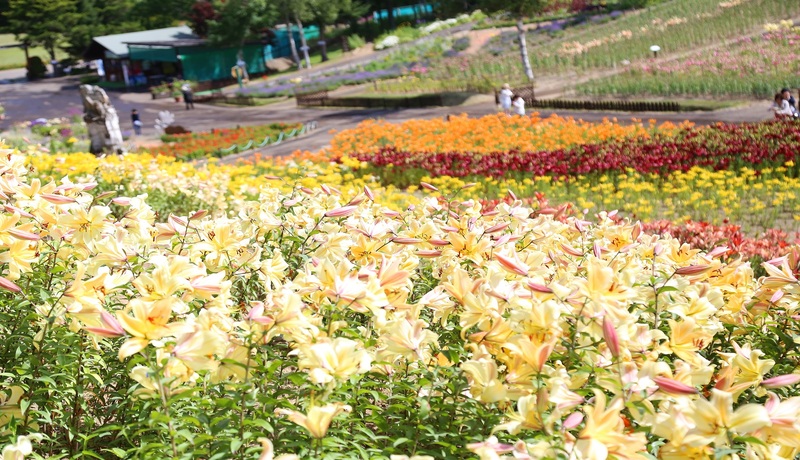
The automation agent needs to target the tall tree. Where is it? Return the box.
[5,0,77,61]
[188,0,217,38]
[131,0,195,30]
[207,0,275,48]
[63,0,140,57]
[274,0,303,68]
[481,0,547,82]
[0,0,9,30]
[301,0,363,62]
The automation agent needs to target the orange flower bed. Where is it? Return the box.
[323,113,692,158]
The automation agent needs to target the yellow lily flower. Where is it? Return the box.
[274,403,351,439]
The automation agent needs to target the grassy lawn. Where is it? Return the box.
[0,34,68,71]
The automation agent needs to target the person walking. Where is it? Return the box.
[181,83,195,110]
[131,109,143,135]
[498,83,513,114]
[512,95,525,116]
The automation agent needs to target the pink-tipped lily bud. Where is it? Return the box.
[461,182,477,189]
[420,182,438,192]
[189,209,208,220]
[495,253,530,276]
[324,205,357,218]
[112,197,132,206]
[347,196,366,207]
[264,175,281,180]
[574,219,591,232]
[363,185,375,201]
[561,243,583,257]
[382,210,400,218]
[41,193,76,204]
[0,275,22,293]
[770,290,784,304]
[675,265,712,276]
[563,412,584,430]
[653,376,699,395]
[602,316,620,358]
[392,237,423,245]
[507,190,518,200]
[85,311,126,338]
[761,374,800,389]
[321,184,332,195]
[707,246,730,259]
[593,241,603,258]
[417,250,442,258]
[8,228,39,241]
[428,238,450,247]
[169,214,188,227]
[527,282,553,294]
[653,243,664,256]
[95,191,116,201]
[484,222,509,234]
[631,221,642,241]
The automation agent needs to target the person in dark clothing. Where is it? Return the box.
[131,109,142,135]
[181,83,195,110]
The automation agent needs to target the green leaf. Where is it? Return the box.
[105,448,128,458]
[733,436,766,447]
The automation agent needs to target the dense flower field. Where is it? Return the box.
[328,114,688,157]
[3,141,800,459]
[151,122,301,160]
[328,117,800,232]
[343,118,800,178]
[580,21,800,97]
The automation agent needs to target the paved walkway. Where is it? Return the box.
[0,72,772,157]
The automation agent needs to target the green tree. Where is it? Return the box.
[207,0,275,48]
[63,0,141,57]
[299,0,364,61]
[0,0,9,30]
[5,0,77,61]
[131,0,194,30]
[481,0,548,82]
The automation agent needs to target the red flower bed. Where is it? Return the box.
[350,119,800,179]
[641,220,800,263]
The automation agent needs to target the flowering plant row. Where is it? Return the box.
[580,22,800,97]
[347,118,800,179]
[327,114,686,158]
[3,143,800,459]
[152,122,301,160]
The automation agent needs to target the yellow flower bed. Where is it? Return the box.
[416,164,800,233]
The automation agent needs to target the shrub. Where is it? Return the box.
[26,56,47,80]
[164,125,191,135]
[79,75,102,85]
[347,34,366,50]
[452,36,471,52]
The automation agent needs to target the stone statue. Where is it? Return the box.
[79,85,125,156]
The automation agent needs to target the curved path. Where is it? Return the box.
[0,73,774,161]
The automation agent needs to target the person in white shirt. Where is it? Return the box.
[499,83,513,114]
[770,93,794,117]
[512,95,525,116]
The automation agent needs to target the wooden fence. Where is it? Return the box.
[296,90,445,109]
[530,99,681,112]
